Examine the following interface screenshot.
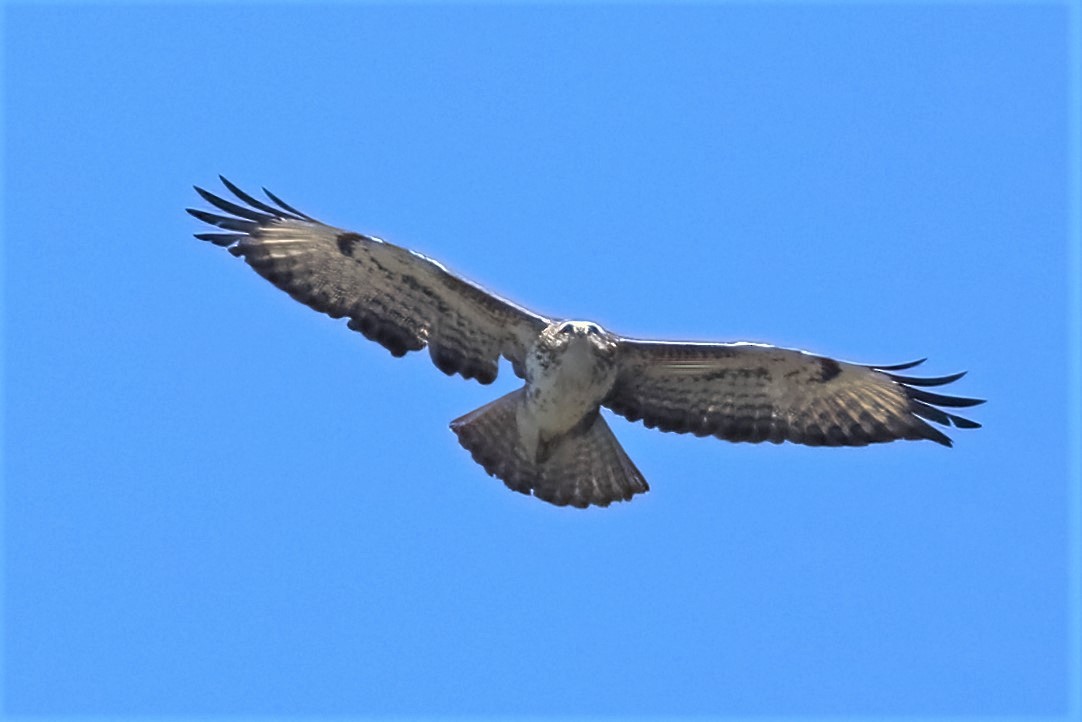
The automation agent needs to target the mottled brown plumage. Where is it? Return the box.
[605,341,980,447]
[189,178,984,508]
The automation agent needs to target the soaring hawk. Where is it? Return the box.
[188,178,983,508]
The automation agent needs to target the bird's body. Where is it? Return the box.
[521,322,619,455]
[188,178,984,508]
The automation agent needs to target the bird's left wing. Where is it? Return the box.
[604,339,983,447]
[188,178,550,383]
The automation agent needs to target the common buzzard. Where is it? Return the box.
[188,178,983,508]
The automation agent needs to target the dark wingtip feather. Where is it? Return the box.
[194,186,273,223]
[909,415,955,447]
[909,398,981,434]
[219,175,304,220]
[186,207,254,233]
[262,186,317,221]
[186,207,225,223]
[873,359,985,442]
[886,370,967,387]
[190,178,324,244]
[871,358,927,371]
[193,232,244,246]
[928,429,954,447]
[192,185,227,208]
[906,387,985,409]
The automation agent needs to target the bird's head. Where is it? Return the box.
[543,320,617,357]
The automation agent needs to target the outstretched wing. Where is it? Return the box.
[187,177,550,383]
[604,340,983,447]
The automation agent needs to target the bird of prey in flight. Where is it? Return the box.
[188,178,983,508]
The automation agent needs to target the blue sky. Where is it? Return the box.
[3,2,1078,718]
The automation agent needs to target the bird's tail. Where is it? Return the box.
[450,389,649,508]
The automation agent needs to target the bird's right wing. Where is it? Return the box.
[188,178,550,383]
[605,339,983,446]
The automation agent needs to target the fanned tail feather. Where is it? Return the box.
[450,391,648,508]
[450,389,535,495]
[533,413,649,508]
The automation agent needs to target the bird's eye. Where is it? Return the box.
[586,325,600,336]
[559,323,574,334]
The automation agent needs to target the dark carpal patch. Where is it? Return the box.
[336,232,364,256]
[817,357,842,382]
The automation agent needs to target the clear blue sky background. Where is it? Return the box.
[3,3,1078,719]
